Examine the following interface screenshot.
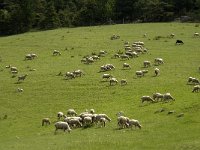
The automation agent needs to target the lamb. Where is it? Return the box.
[192,85,200,92]
[99,50,107,56]
[121,79,127,85]
[141,96,155,103]
[123,63,131,69]
[170,33,175,38]
[25,54,33,60]
[53,50,61,56]
[102,74,112,80]
[18,74,28,82]
[67,109,77,116]
[154,68,160,76]
[154,58,164,65]
[57,112,64,120]
[136,70,144,77]
[73,69,84,77]
[66,118,82,128]
[54,121,71,133]
[176,40,184,45]
[31,53,38,59]
[163,93,175,101]
[10,66,18,72]
[120,54,129,60]
[143,61,151,67]
[42,118,51,126]
[110,78,118,85]
[127,119,142,129]
[93,114,111,125]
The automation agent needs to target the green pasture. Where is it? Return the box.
[0,23,199,150]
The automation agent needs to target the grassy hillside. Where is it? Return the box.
[0,23,199,150]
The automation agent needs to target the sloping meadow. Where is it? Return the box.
[0,23,199,150]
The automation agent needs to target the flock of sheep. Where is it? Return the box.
[42,108,142,133]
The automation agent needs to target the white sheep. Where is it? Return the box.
[120,54,129,60]
[54,121,71,133]
[154,68,160,76]
[17,87,23,92]
[188,77,199,84]
[123,63,131,69]
[31,53,38,59]
[128,119,142,129]
[117,116,129,129]
[154,58,164,65]
[194,32,199,37]
[110,77,118,85]
[192,85,200,92]
[66,118,82,128]
[83,116,93,126]
[135,70,144,77]
[10,66,18,72]
[57,112,64,120]
[65,72,75,79]
[93,114,111,125]
[102,74,112,80]
[42,118,51,126]
[152,93,163,101]
[143,61,151,67]
[73,69,85,77]
[121,79,127,85]
[170,33,175,38]
[53,50,61,56]
[67,109,77,116]
[163,93,175,101]
[141,96,155,103]
[25,54,33,60]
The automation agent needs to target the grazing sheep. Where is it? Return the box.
[187,77,199,84]
[93,114,111,125]
[143,61,151,68]
[42,118,51,126]
[11,70,18,75]
[102,74,112,80]
[117,116,129,129]
[123,63,131,69]
[83,116,93,126]
[136,70,144,78]
[112,53,120,58]
[110,78,118,85]
[176,40,184,45]
[66,118,82,128]
[154,58,164,65]
[18,74,28,82]
[53,50,61,56]
[170,33,175,38]
[86,57,94,64]
[99,118,107,127]
[65,72,75,79]
[141,96,155,103]
[120,54,129,60]
[192,85,200,92]
[17,87,23,92]
[10,66,18,72]
[31,53,38,59]
[125,51,138,58]
[99,50,107,56]
[67,109,77,116]
[154,68,160,76]
[152,93,163,101]
[6,65,11,68]
[141,70,148,74]
[25,54,33,60]
[73,69,84,77]
[121,79,127,85]
[91,55,100,60]
[194,32,199,37]
[128,119,142,129]
[163,93,175,101]
[54,121,71,133]
[89,109,95,114]
[57,112,64,120]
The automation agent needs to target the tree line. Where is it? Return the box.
[0,0,200,35]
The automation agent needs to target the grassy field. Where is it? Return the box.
[0,23,200,150]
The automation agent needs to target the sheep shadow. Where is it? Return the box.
[14,81,22,84]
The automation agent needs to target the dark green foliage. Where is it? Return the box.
[0,0,200,35]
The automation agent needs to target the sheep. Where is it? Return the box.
[141,70,148,74]
[99,50,107,56]
[152,93,163,101]
[53,50,61,56]
[176,40,184,45]
[5,64,11,68]
[83,116,93,126]
[91,55,100,61]
[31,53,38,59]
[10,66,18,72]
[42,118,51,126]
[73,69,84,77]
[192,85,200,92]
[17,87,23,92]
[110,78,118,85]
[187,77,199,84]
[127,119,142,129]
[102,74,112,80]
[112,53,120,58]
[141,96,155,103]
[57,112,64,120]
[85,57,94,64]
[67,109,77,116]
[154,68,160,76]
[123,63,131,69]
[99,118,107,127]
[18,74,28,82]
[65,72,75,79]
[135,70,144,78]
[154,58,164,65]
[89,109,95,114]
[66,118,82,128]
[163,93,175,101]
[25,54,33,60]
[143,61,151,67]
[170,33,175,38]
[125,51,139,58]
[54,121,71,133]
[120,54,129,60]
[194,32,199,37]
[117,116,130,129]
[106,64,115,70]
[121,79,127,85]
[11,70,18,75]
[93,114,111,125]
